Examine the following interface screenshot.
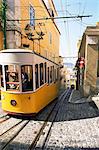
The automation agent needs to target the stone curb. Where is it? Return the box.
[69,90,90,104]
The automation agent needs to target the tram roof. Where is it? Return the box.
[0,49,59,66]
[0,49,34,53]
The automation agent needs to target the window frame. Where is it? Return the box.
[35,64,39,89]
[47,67,50,84]
[4,64,20,92]
[50,66,53,83]
[44,62,47,83]
[21,65,33,92]
[30,4,35,28]
[39,63,44,86]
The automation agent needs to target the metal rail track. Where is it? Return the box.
[0,114,10,124]
[0,120,23,136]
[0,89,71,150]
[0,114,8,119]
[29,89,71,150]
[42,89,72,150]
[0,120,29,150]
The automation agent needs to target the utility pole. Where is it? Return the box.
[2,0,7,49]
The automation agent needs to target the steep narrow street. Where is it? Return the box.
[0,90,99,149]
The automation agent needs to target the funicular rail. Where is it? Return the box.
[0,114,10,124]
[0,89,72,150]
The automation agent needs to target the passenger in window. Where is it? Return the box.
[21,69,29,91]
[7,72,19,89]
[9,73,17,82]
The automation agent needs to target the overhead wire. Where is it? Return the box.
[2,0,93,63]
[65,0,71,57]
[59,0,71,57]
[61,2,89,30]
[6,1,48,36]
[57,0,87,62]
[5,1,92,44]
[78,0,81,15]
[79,1,87,38]
[81,1,87,15]
[79,1,83,37]
[5,1,91,35]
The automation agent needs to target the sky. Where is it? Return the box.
[54,0,99,65]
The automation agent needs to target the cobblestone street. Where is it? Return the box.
[43,90,99,150]
[0,90,99,150]
[0,0,98,149]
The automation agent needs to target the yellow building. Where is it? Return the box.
[0,0,60,64]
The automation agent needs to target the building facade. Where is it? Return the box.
[0,0,60,64]
[77,23,99,96]
[0,0,60,94]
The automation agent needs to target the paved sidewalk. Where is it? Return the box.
[68,90,91,104]
[69,90,99,109]
[44,89,99,150]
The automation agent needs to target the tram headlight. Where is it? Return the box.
[10,100,17,106]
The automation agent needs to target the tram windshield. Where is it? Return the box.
[21,65,33,92]
[5,65,20,91]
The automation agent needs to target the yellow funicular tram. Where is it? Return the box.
[0,49,59,115]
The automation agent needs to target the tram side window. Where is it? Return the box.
[5,65,20,91]
[54,69,56,82]
[47,67,50,84]
[35,64,39,89]
[56,68,58,81]
[40,63,44,86]
[57,68,59,80]
[0,65,4,88]
[45,63,47,83]
[50,66,52,83]
[52,66,54,82]
[21,65,33,92]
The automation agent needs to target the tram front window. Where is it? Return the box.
[21,65,33,92]
[5,65,20,91]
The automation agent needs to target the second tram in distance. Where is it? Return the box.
[0,49,59,115]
